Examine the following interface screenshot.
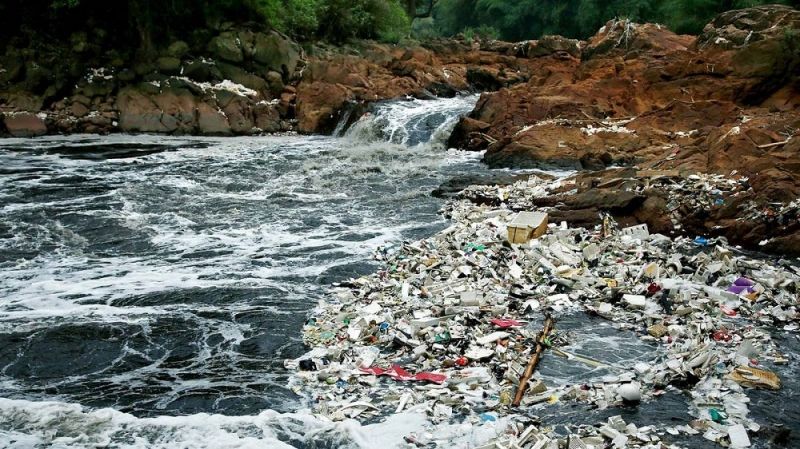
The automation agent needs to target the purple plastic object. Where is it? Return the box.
[733,277,755,287]
[727,285,752,295]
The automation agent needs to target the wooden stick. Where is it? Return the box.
[757,138,792,149]
[512,314,555,407]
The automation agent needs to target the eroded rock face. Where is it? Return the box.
[294,40,541,133]
[441,5,800,255]
[448,5,799,188]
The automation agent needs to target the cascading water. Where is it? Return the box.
[342,95,478,147]
[0,96,488,447]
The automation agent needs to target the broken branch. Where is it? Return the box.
[513,314,555,407]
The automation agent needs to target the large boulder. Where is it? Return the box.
[166,41,190,59]
[253,31,302,79]
[196,101,231,135]
[208,32,244,63]
[217,63,269,96]
[116,87,169,133]
[156,57,182,75]
[583,19,693,59]
[2,112,47,137]
[696,5,800,49]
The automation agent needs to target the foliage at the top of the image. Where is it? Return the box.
[0,0,416,51]
[432,0,800,41]
[0,0,798,53]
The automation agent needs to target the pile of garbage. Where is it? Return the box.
[288,174,798,448]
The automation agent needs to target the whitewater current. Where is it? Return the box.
[0,96,502,447]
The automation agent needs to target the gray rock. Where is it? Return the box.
[253,31,302,78]
[217,62,268,95]
[166,41,190,58]
[208,32,244,63]
[183,60,221,82]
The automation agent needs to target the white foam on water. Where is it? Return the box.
[0,398,509,449]
[344,94,478,147]
[0,96,518,442]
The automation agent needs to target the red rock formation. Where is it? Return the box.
[294,40,539,133]
[446,5,800,253]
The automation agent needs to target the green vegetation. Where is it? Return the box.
[433,0,800,41]
[0,0,415,52]
[0,0,797,54]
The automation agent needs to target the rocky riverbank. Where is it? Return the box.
[1,5,798,256]
[445,5,800,255]
[0,26,535,137]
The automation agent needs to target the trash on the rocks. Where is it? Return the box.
[288,173,799,448]
[507,211,548,243]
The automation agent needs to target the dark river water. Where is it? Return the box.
[0,95,797,449]
[0,96,498,447]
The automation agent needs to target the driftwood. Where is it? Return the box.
[512,314,555,407]
[757,138,792,149]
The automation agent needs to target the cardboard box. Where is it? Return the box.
[507,211,548,244]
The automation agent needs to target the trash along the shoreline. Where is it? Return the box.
[288,174,798,448]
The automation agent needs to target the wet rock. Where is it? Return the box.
[196,101,231,135]
[116,87,165,133]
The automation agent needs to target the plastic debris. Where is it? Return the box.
[287,173,799,448]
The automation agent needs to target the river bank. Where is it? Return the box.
[3,5,799,257]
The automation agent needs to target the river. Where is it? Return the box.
[0,96,500,447]
[1,95,798,449]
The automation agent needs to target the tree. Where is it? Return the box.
[404,0,438,18]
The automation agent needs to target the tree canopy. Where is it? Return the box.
[0,0,797,54]
[432,0,800,41]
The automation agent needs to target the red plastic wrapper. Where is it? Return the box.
[360,364,447,384]
[490,318,522,328]
[712,329,732,342]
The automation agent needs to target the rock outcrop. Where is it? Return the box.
[0,28,539,136]
[446,5,800,254]
[450,5,799,180]
[294,40,538,133]
[0,27,304,136]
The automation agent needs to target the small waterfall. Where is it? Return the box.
[342,95,479,148]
